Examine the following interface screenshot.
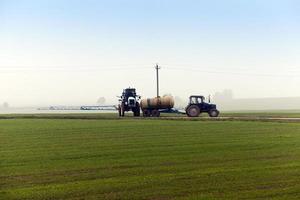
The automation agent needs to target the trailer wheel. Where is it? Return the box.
[209,109,219,117]
[151,110,160,117]
[186,105,200,117]
[143,110,151,117]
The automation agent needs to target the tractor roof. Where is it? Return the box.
[189,95,204,98]
[124,88,136,91]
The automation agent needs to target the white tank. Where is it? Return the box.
[140,95,174,110]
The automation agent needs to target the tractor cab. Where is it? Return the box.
[122,88,137,98]
[186,95,219,117]
[121,88,140,107]
[118,88,141,117]
[189,95,205,104]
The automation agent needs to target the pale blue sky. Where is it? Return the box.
[0,0,300,106]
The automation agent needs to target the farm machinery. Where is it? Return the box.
[117,65,220,118]
[118,89,219,118]
[118,88,141,117]
[185,95,219,117]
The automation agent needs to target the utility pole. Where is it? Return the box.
[155,64,161,97]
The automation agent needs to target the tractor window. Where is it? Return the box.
[191,97,203,104]
[190,97,196,104]
[190,97,200,104]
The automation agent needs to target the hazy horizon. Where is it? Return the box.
[1,0,300,107]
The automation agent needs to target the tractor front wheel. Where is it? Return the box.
[209,109,219,117]
[186,105,200,117]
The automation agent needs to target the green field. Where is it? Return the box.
[221,111,300,118]
[1,110,300,120]
[1,117,300,199]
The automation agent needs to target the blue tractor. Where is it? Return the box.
[185,95,220,117]
[118,88,141,117]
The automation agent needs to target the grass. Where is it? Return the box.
[1,110,300,120]
[1,117,300,199]
[221,111,300,118]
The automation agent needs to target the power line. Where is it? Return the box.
[0,64,298,78]
[162,66,299,78]
[162,63,300,73]
[0,63,155,69]
[0,66,153,72]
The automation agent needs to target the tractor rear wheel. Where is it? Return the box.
[133,110,140,117]
[186,105,200,117]
[121,104,125,117]
[118,105,122,117]
[133,107,140,117]
[209,109,219,117]
[134,102,141,117]
[151,110,160,117]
